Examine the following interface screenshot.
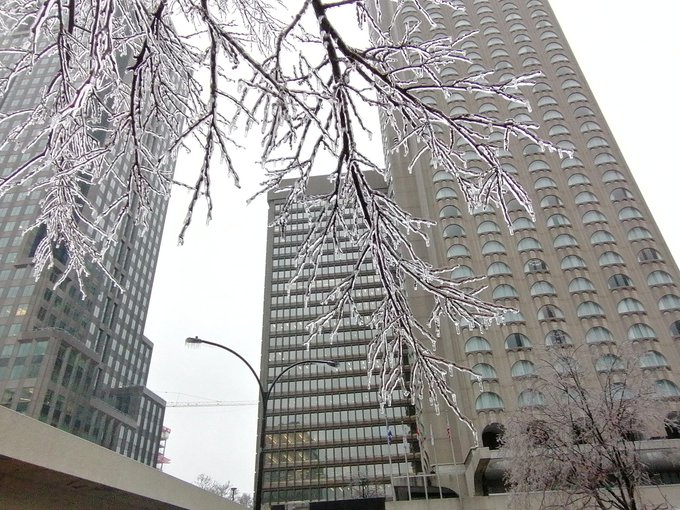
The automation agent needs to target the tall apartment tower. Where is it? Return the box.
[260,174,420,506]
[379,0,680,500]
[0,31,171,466]
[259,0,680,507]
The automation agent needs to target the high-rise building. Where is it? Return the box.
[260,174,420,506]
[258,0,680,507]
[0,30,171,466]
[380,0,680,501]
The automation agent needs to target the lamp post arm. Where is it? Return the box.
[265,360,337,401]
[186,337,266,397]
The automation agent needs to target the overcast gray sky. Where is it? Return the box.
[144,0,680,495]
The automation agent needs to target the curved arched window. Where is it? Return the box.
[493,284,519,299]
[518,237,543,252]
[439,205,462,219]
[590,230,615,245]
[465,336,491,353]
[543,110,564,121]
[537,96,558,107]
[638,248,662,263]
[656,380,680,398]
[487,262,512,276]
[487,37,504,47]
[618,207,643,221]
[574,191,599,205]
[659,294,680,311]
[561,255,586,270]
[479,102,499,114]
[567,92,588,104]
[471,363,498,381]
[562,157,584,169]
[595,153,617,165]
[443,224,466,238]
[548,124,570,137]
[523,143,543,156]
[524,258,548,274]
[610,187,634,201]
[576,301,605,318]
[477,220,501,235]
[568,173,590,186]
[599,251,624,266]
[583,210,607,224]
[562,79,581,89]
[447,244,470,258]
[647,270,673,286]
[535,177,557,190]
[602,170,625,183]
[504,310,525,325]
[628,323,657,341]
[509,22,528,32]
[505,333,532,350]
[596,354,624,372]
[555,65,575,76]
[451,265,475,280]
[436,187,458,200]
[587,136,609,149]
[586,326,613,344]
[518,390,545,407]
[608,274,634,290]
[580,121,602,133]
[528,160,550,172]
[545,329,572,346]
[540,195,563,208]
[475,392,505,411]
[546,214,571,227]
[554,234,578,248]
[671,321,680,338]
[482,241,507,255]
[537,304,564,321]
[574,106,595,117]
[512,217,535,232]
[531,281,557,297]
[617,298,646,314]
[511,360,536,378]
[569,277,595,293]
[433,170,454,182]
[640,351,668,369]
[627,227,653,242]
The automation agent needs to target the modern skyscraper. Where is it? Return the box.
[260,174,420,506]
[259,0,680,507]
[0,30,171,466]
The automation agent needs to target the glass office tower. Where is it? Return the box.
[0,27,171,466]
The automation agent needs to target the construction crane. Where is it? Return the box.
[165,400,257,408]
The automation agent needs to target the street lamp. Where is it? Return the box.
[185,336,338,510]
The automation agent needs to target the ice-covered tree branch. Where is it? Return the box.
[1,0,554,422]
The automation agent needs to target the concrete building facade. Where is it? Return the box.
[0,28,171,465]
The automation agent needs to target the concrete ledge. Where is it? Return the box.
[0,407,239,510]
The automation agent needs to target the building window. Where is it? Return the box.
[586,326,614,344]
[545,330,572,346]
[465,336,491,354]
[475,392,504,411]
[505,333,532,350]
[511,360,536,378]
[524,258,548,274]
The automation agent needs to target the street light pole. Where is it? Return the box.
[185,337,338,510]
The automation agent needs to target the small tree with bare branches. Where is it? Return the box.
[502,350,673,510]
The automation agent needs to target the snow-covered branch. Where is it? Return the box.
[1,0,553,422]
